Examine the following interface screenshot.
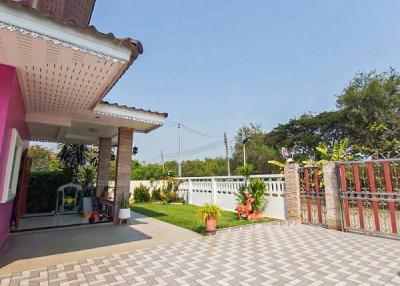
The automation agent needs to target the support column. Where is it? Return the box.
[283,163,301,221]
[96,138,112,198]
[114,127,134,223]
[211,177,217,204]
[323,162,343,230]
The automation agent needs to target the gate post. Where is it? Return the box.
[283,163,301,221]
[322,162,342,230]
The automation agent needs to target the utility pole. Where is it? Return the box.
[243,144,246,166]
[242,137,251,166]
[161,149,165,172]
[178,123,182,177]
[224,132,231,176]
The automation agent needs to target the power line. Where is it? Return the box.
[181,125,222,139]
[143,139,224,163]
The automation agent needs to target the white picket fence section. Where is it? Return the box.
[115,174,286,220]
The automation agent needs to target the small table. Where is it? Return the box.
[98,198,114,218]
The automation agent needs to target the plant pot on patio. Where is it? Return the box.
[82,185,96,218]
[82,197,93,217]
[118,195,131,223]
[197,204,221,235]
[118,208,131,220]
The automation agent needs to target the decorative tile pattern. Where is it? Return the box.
[1,223,400,285]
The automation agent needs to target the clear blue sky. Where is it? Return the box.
[90,0,400,163]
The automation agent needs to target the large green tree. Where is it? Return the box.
[231,124,281,174]
[266,111,346,162]
[28,145,62,172]
[58,144,89,180]
[182,157,227,177]
[337,69,400,158]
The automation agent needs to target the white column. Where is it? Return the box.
[188,179,193,204]
[211,178,217,204]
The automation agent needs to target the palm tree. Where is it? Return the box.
[58,144,88,180]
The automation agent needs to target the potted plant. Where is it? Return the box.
[82,185,95,218]
[197,204,221,235]
[118,195,131,220]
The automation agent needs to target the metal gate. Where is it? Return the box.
[298,167,327,226]
[338,159,400,237]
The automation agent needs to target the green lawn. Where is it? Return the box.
[131,203,273,233]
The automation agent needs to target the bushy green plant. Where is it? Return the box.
[119,195,130,209]
[238,164,253,178]
[161,178,182,203]
[163,190,183,203]
[82,185,96,198]
[236,184,248,205]
[247,179,267,212]
[196,204,221,223]
[235,164,268,212]
[78,167,96,187]
[151,187,163,201]
[133,185,151,203]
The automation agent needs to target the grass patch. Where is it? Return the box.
[131,203,274,234]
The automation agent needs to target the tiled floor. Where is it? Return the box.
[17,214,92,231]
[0,212,199,275]
[1,222,399,285]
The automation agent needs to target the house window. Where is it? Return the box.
[2,129,23,203]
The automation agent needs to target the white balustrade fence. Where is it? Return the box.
[110,174,287,220]
[177,175,286,220]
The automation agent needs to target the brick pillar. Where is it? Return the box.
[323,162,343,230]
[96,137,112,198]
[114,127,134,223]
[283,163,301,221]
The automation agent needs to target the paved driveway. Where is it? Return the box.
[1,222,399,285]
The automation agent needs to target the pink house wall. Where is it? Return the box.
[0,64,29,249]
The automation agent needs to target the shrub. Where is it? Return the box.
[163,190,183,203]
[27,171,70,213]
[133,185,151,203]
[151,187,163,201]
[160,178,182,203]
[247,179,267,212]
[235,164,268,213]
[196,204,221,223]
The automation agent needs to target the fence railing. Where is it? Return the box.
[338,159,400,237]
[298,167,327,226]
[122,175,286,220]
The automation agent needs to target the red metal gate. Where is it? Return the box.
[298,167,327,226]
[338,159,400,237]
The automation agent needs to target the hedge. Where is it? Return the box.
[27,171,70,213]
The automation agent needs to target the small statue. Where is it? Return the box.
[281,147,294,163]
[235,193,254,220]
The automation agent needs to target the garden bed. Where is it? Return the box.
[131,203,274,234]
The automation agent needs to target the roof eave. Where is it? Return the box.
[93,102,168,128]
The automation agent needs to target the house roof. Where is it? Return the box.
[1,0,145,109]
[3,0,143,55]
[1,0,168,144]
[100,101,168,118]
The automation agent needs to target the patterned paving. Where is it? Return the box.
[1,222,400,285]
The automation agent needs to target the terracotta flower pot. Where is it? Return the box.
[205,217,217,234]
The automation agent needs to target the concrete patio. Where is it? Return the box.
[0,212,199,275]
[1,220,399,285]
